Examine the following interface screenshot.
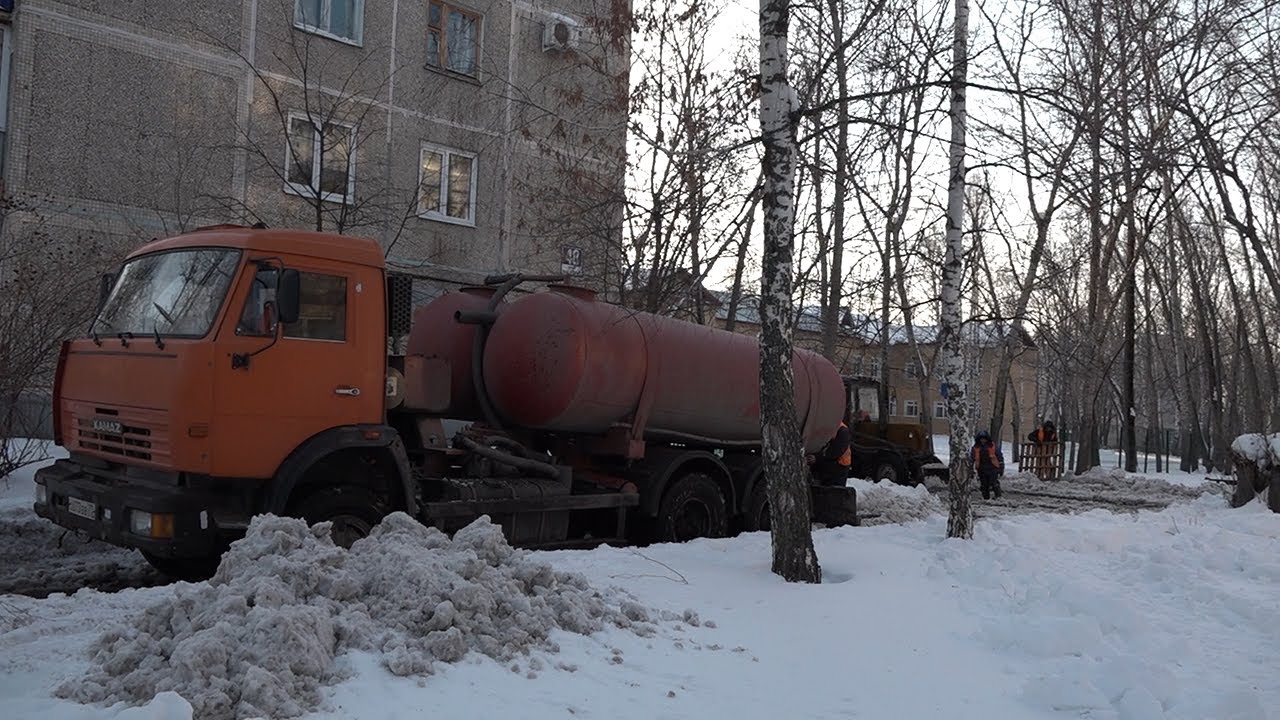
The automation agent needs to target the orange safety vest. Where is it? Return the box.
[838,423,851,466]
[971,444,1001,469]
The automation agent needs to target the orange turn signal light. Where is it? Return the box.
[151,513,175,539]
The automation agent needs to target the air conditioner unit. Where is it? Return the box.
[542,13,584,53]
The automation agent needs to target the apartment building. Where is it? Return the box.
[0,0,630,294]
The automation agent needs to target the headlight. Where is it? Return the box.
[35,484,47,505]
[130,509,152,536]
[130,510,175,538]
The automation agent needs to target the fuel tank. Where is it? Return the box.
[475,285,845,453]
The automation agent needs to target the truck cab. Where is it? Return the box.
[34,226,412,576]
[843,375,945,485]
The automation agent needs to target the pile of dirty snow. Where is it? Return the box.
[848,478,943,525]
[58,513,704,720]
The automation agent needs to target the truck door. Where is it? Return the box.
[210,259,383,479]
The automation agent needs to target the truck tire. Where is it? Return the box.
[744,485,771,533]
[656,472,728,542]
[874,458,904,485]
[294,487,387,549]
[142,552,222,582]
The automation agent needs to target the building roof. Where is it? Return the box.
[714,294,1036,349]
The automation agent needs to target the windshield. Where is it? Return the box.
[93,248,241,338]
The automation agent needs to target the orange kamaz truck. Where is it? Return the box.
[34,225,858,578]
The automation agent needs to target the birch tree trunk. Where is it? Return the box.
[759,0,821,583]
[943,0,973,539]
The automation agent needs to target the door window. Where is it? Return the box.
[235,268,347,341]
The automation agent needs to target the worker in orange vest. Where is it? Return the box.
[972,429,1005,500]
[809,421,853,487]
[1027,420,1058,444]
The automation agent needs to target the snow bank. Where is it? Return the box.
[58,513,697,720]
[847,478,943,525]
[1229,432,1280,467]
[1023,466,1221,501]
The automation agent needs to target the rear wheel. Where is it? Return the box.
[656,473,727,542]
[293,487,387,548]
[743,484,771,533]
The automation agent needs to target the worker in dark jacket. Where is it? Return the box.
[1027,420,1058,444]
[971,430,1004,500]
[809,422,852,487]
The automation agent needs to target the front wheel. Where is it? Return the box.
[874,459,905,485]
[293,487,387,549]
[655,472,728,543]
[142,551,222,581]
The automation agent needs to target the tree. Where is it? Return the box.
[0,196,107,480]
[759,0,821,583]
[942,0,973,539]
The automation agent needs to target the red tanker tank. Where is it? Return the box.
[406,286,501,417]
[478,285,845,453]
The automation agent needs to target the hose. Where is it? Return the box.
[455,435,561,479]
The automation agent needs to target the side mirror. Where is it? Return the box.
[276,269,301,324]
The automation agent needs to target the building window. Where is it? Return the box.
[906,359,927,379]
[888,399,897,416]
[934,401,946,419]
[427,2,481,76]
[418,143,477,225]
[295,0,364,45]
[904,400,919,418]
[869,357,882,380]
[285,114,355,204]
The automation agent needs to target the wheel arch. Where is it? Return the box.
[263,425,416,517]
[636,449,735,518]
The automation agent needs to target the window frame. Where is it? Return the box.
[283,112,357,205]
[294,0,365,46]
[904,400,919,418]
[283,271,349,343]
[417,142,478,226]
[233,267,349,343]
[425,1,483,78]
[933,401,947,419]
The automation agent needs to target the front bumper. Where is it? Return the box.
[33,458,237,558]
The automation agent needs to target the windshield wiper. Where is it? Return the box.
[151,323,165,350]
[152,301,176,326]
[91,318,115,347]
[118,331,134,348]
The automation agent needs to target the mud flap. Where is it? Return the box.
[811,485,859,527]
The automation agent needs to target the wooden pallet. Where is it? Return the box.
[1018,441,1062,481]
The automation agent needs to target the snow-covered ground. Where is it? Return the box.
[3,451,1277,720]
[931,434,1215,488]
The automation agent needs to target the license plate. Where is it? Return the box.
[68,497,97,520]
